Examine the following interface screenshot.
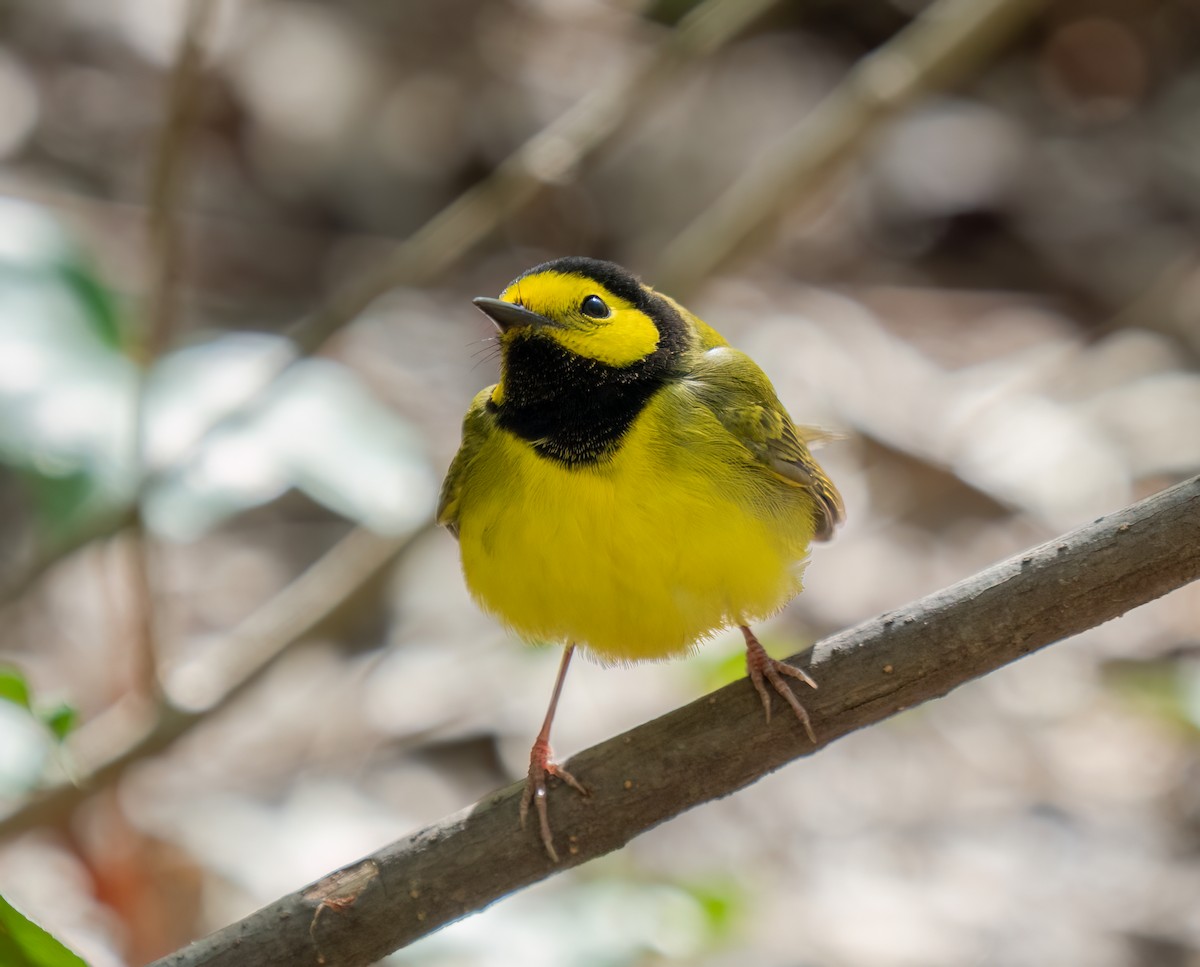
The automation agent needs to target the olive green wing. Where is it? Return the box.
[687,347,845,541]
[436,387,495,539]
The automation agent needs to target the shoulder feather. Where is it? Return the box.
[436,387,495,538]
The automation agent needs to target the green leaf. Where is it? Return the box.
[18,469,101,545]
[0,667,31,710]
[684,878,744,943]
[0,894,89,967]
[55,262,125,351]
[40,704,77,743]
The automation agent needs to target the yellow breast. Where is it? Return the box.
[454,388,817,662]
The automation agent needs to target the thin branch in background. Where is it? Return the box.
[284,0,783,352]
[142,0,218,362]
[0,509,137,612]
[654,0,1047,295]
[0,523,431,841]
[147,476,1200,967]
[126,0,219,699]
[1099,253,1200,357]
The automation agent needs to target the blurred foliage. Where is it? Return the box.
[0,667,31,709]
[0,200,137,543]
[1104,654,1200,735]
[0,199,435,553]
[390,871,747,967]
[0,664,76,795]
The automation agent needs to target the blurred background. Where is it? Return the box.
[0,0,1199,964]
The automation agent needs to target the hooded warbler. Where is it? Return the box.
[438,257,843,860]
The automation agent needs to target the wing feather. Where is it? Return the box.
[437,387,495,540]
[686,348,845,541]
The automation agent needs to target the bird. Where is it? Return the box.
[438,257,843,861]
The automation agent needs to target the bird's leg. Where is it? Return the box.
[520,643,588,862]
[741,625,818,743]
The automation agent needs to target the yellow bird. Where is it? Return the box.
[438,257,843,860]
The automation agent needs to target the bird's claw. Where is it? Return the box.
[520,738,588,862]
[743,627,817,743]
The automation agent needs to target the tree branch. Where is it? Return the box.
[0,525,429,841]
[127,0,219,698]
[655,0,1046,294]
[150,475,1200,967]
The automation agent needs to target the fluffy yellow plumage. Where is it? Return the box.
[438,257,843,859]
[453,385,810,661]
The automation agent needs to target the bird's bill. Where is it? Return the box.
[472,297,557,333]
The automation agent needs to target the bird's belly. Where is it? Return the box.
[457,428,812,662]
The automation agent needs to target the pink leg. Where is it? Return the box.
[519,643,588,861]
[742,625,818,743]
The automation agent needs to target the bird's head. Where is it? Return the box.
[474,257,689,390]
[472,257,689,462]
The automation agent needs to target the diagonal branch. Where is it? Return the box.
[655,0,1046,294]
[0,524,429,841]
[150,475,1200,967]
[284,0,782,353]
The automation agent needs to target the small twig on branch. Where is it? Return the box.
[149,475,1200,967]
[655,0,1046,294]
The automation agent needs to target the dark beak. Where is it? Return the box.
[472,297,555,333]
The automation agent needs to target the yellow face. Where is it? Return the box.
[498,270,661,368]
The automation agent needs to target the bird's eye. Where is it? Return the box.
[580,295,609,318]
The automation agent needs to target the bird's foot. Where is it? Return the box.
[519,736,589,862]
[742,626,817,743]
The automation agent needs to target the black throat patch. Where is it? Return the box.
[490,268,690,466]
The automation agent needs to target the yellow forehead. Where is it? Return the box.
[500,272,634,317]
[498,271,659,368]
